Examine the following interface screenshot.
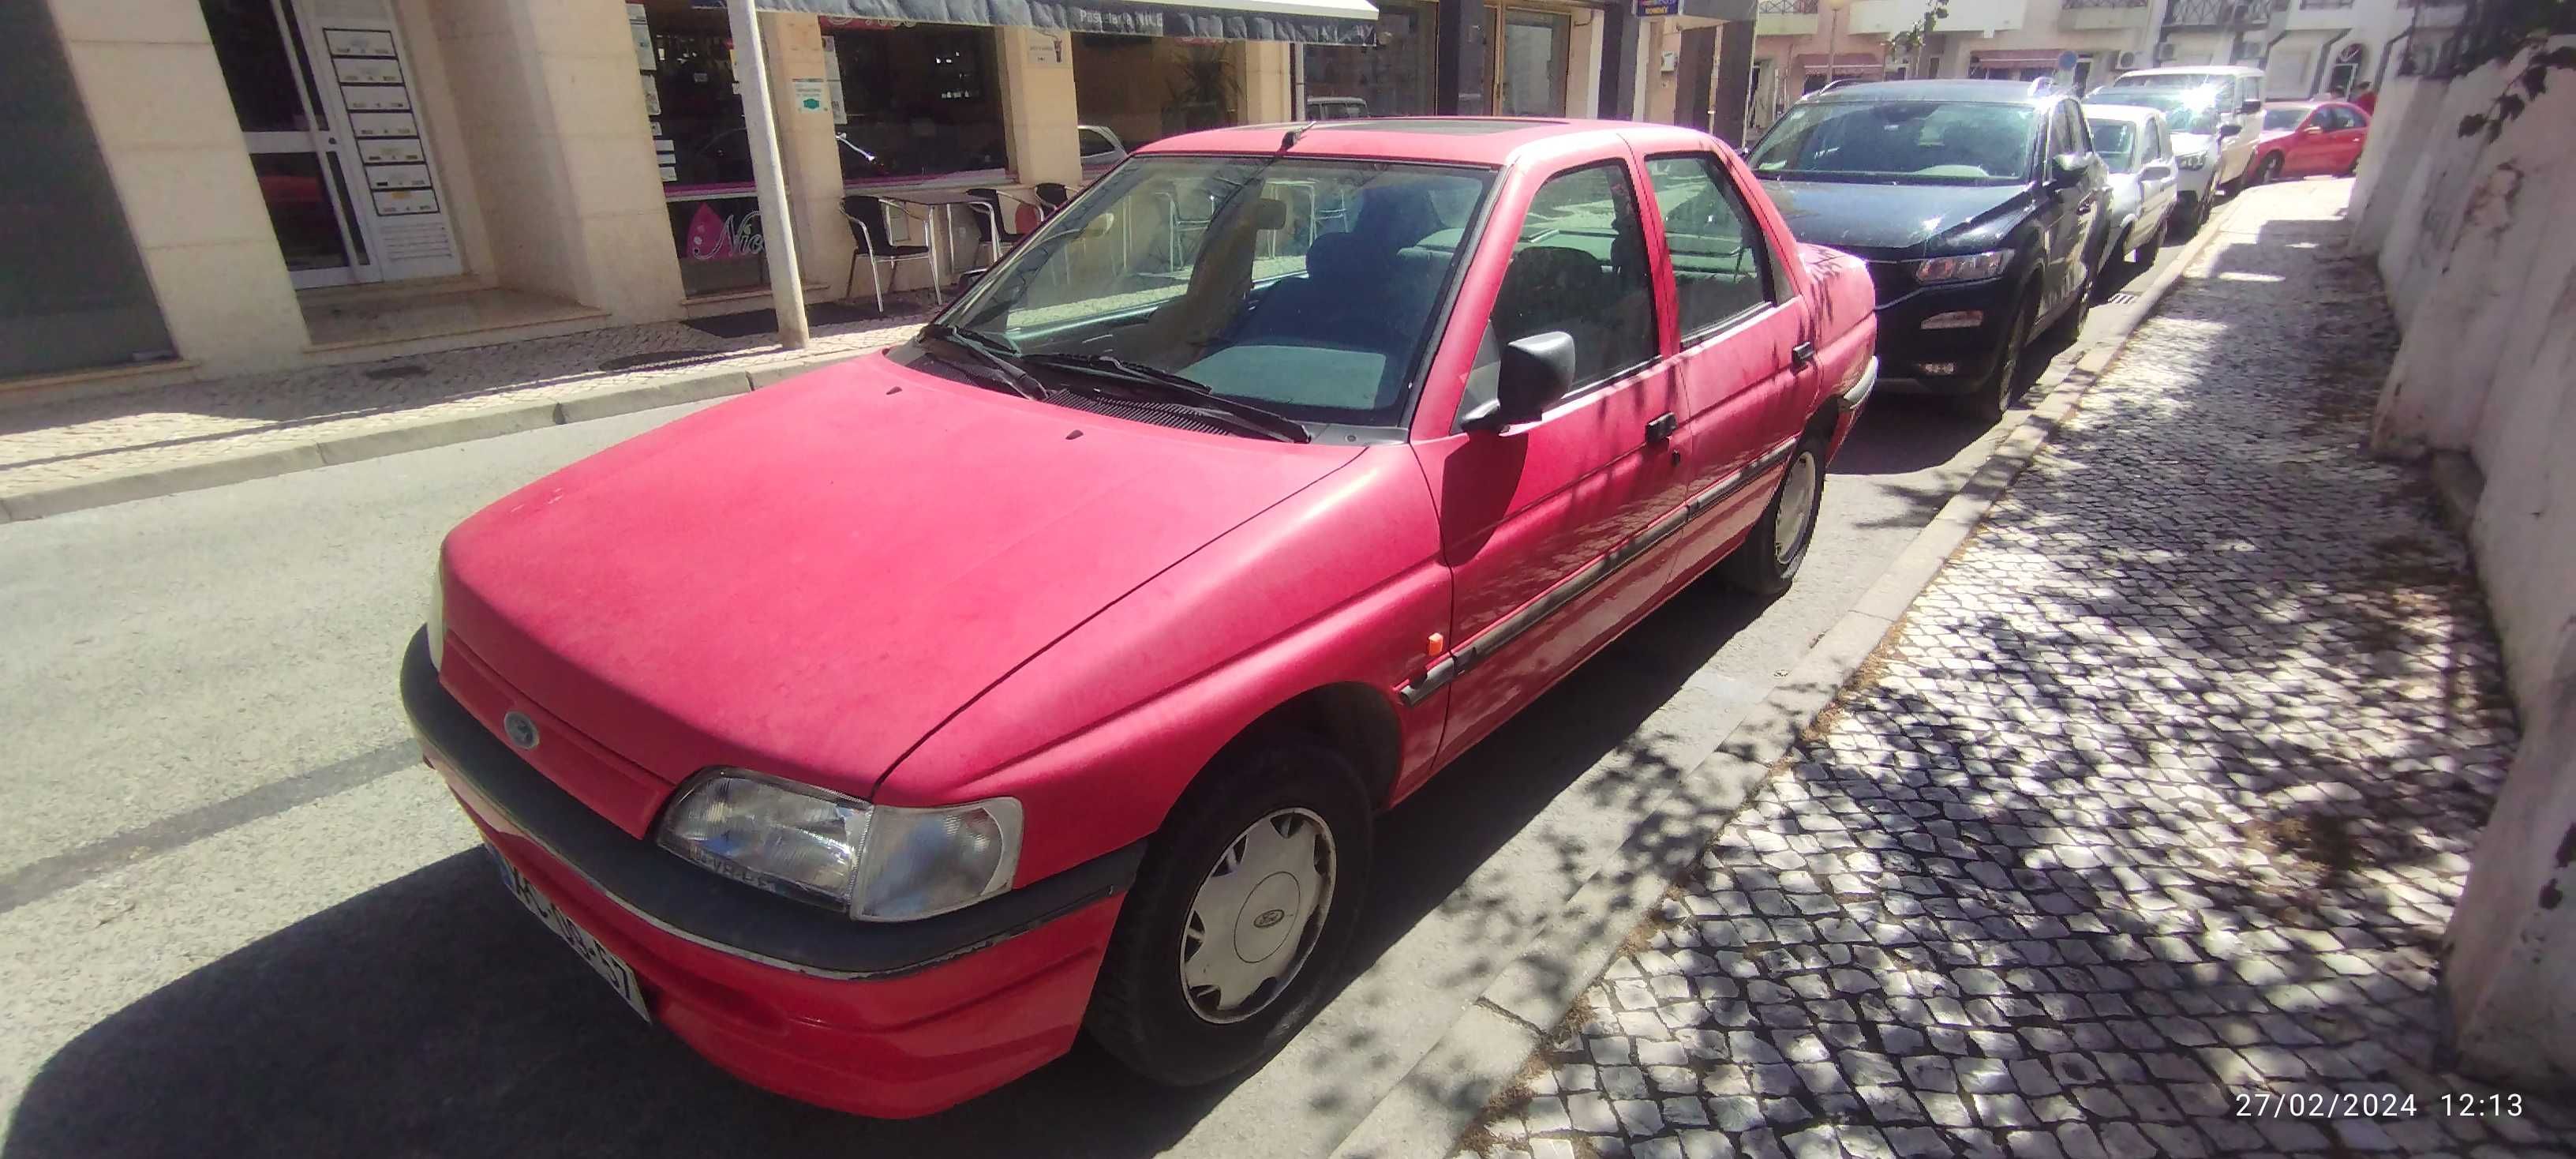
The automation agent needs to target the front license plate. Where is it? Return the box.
[493,852,652,1022]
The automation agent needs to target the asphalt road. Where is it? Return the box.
[0,241,2181,1159]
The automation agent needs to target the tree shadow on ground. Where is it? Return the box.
[1462,194,2576,1156]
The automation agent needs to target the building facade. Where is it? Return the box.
[0,0,1889,402]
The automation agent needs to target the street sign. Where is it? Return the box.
[2058,51,2080,71]
[1638,0,1682,14]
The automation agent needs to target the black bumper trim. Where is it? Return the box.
[400,630,1145,980]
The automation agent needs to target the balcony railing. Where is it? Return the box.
[2163,0,2275,26]
[2299,0,2354,8]
[2062,0,2148,8]
[1757,0,1818,13]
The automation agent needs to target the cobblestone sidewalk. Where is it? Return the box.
[0,305,930,499]
[1456,181,2574,1159]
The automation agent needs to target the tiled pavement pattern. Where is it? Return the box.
[1457,181,2574,1158]
[0,306,931,497]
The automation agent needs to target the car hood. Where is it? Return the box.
[440,351,1362,798]
[1757,178,2031,257]
[2171,132,2219,158]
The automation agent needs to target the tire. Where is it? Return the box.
[1956,291,2035,425]
[2046,259,2095,343]
[2170,195,2203,239]
[1086,737,1372,1087]
[2256,153,2284,185]
[1720,439,1825,597]
[2132,225,2162,269]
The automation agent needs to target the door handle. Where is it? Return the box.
[1646,412,1678,443]
[1791,341,1815,367]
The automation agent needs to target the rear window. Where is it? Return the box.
[1748,100,2039,184]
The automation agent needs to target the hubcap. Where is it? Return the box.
[1178,808,1336,1024]
[1773,452,1819,567]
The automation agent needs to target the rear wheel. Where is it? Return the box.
[2132,225,2163,268]
[1720,440,1825,597]
[1086,738,1371,1086]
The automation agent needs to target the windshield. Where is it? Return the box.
[940,156,1492,431]
[2087,120,2139,172]
[1748,101,2038,184]
[2087,89,2223,135]
[2264,105,2311,131]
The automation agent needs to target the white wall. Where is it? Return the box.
[2351,36,2576,1094]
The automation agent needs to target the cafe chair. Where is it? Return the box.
[845,195,941,313]
[964,186,1047,267]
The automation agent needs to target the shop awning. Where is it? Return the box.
[758,0,1379,43]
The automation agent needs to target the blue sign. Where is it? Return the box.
[1638,0,1682,13]
[2058,51,2080,70]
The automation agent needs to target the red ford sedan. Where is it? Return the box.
[2254,99,2371,183]
[404,118,1877,1117]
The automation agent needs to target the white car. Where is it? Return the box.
[2084,84,2241,236]
[2096,65,2264,190]
[2084,105,2181,263]
[1078,124,1129,181]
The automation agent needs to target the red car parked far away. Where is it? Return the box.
[404,117,1878,1119]
[2254,99,2371,183]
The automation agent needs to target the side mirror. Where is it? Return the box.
[1461,332,1577,432]
[2239,97,2263,114]
[1254,198,1288,230]
[956,268,987,291]
[2048,153,2091,186]
[2218,123,2243,138]
[2298,125,2323,136]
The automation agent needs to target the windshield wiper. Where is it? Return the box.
[1021,354,1312,444]
[919,323,1044,399]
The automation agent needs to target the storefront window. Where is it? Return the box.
[1497,9,1569,115]
[637,0,758,298]
[826,21,1007,183]
[1073,34,1245,150]
[1301,0,1435,118]
[1299,3,1571,119]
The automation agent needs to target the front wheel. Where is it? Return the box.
[1086,738,1372,1086]
[1720,440,1825,596]
[1957,292,2035,425]
[2256,153,2285,185]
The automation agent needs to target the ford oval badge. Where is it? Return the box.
[1252,907,1289,929]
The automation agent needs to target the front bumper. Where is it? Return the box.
[400,630,1143,1117]
[1867,277,2024,396]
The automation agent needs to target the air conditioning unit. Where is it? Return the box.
[2114,50,2140,69]
[2153,40,2179,62]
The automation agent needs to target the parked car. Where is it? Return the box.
[1747,78,2108,421]
[2252,99,2371,182]
[1304,96,1370,119]
[2095,65,2265,193]
[2084,84,2243,237]
[405,118,1877,1119]
[1077,124,1129,182]
[2084,104,2180,269]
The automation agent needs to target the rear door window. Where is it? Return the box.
[1643,153,1774,339]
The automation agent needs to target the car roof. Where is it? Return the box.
[1797,78,2062,106]
[2083,105,2164,125]
[1133,117,1724,167]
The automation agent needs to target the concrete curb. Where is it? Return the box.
[0,349,879,524]
[1327,198,2245,1159]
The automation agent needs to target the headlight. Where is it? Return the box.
[425,560,447,671]
[657,768,1023,921]
[1913,249,2012,283]
[2177,152,2210,171]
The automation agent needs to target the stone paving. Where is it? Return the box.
[1455,180,2576,1158]
[0,305,931,497]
